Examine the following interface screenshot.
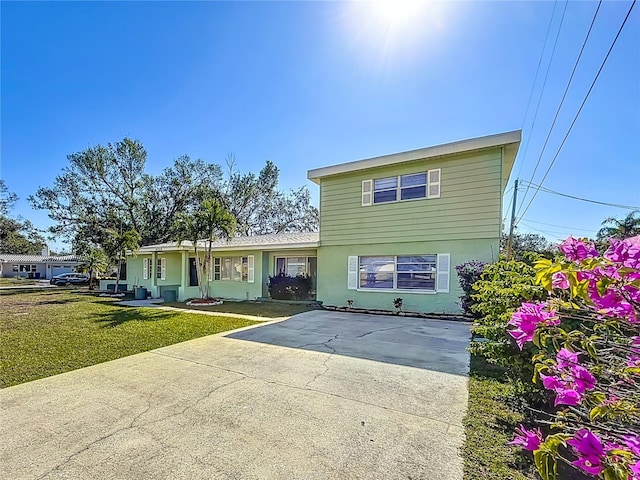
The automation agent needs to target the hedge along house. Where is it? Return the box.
[125,233,319,301]
[126,130,520,313]
[307,129,521,314]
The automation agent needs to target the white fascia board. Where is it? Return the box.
[133,242,319,255]
[307,130,522,184]
[195,242,320,252]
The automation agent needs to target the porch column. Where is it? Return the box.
[151,251,158,297]
[180,250,188,300]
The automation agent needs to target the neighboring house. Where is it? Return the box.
[0,247,83,280]
[124,130,521,314]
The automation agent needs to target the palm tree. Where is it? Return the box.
[174,196,235,299]
[80,247,108,290]
[597,210,640,241]
[105,229,141,293]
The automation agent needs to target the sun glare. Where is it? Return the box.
[370,0,427,28]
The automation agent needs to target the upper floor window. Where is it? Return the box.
[362,169,440,206]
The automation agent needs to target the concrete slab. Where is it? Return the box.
[0,310,471,479]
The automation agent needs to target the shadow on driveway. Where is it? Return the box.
[226,309,471,376]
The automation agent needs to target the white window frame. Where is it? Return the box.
[348,254,450,294]
[213,256,253,282]
[142,258,151,280]
[157,258,166,280]
[362,168,441,206]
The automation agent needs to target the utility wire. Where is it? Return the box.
[515,0,568,183]
[516,0,560,181]
[517,0,602,217]
[517,0,638,223]
[522,218,595,232]
[519,180,640,210]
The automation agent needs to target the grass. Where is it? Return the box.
[0,290,259,388]
[462,356,538,480]
[164,300,321,318]
[0,277,36,286]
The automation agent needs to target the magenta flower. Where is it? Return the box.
[551,271,570,289]
[630,461,640,480]
[604,236,640,269]
[509,425,542,451]
[507,303,559,350]
[560,236,599,262]
[623,435,640,457]
[556,348,579,368]
[572,365,596,394]
[567,429,605,475]
[554,388,581,406]
[540,350,596,405]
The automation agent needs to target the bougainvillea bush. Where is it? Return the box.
[507,236,640,480]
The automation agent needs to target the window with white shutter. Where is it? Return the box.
[427,169,441,199]
[157,258,166,280]
[247,255,255,283]
[347,256,358,289]
[143,258,149,280]
[362,180,373,206]
[436,253,450,293]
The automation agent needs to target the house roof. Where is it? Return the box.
[307,130,522,189]
[0,254,83,263]
[137,232,320,254]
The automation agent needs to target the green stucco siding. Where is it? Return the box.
[316,238,497,314]
[319,147,503,246]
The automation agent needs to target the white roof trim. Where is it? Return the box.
[307,130,522,183]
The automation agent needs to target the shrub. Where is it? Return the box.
[507,236,640,480]
[456,260,487,316]
[267,274,312,300]
[469,258,547,400]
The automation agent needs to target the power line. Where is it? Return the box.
[517,0,602,217]
[519,180,640,210]
[522,218,595,233]
[515,0,568,182]
[516,0,638,223]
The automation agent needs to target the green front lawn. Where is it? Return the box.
[164,300,321,318]
[0,277,36,286]
[0,290,259,388]
[463,356,538,480]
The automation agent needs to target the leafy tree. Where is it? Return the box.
[29,140,318,252]
[501,231,556,264]
[104,229,140,293]
[174,196,235,299]
[78,248,108,290]
[222,156,318,236]
[0,180,45,254]
[596,210,640,241]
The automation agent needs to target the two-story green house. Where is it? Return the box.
[121,130,520,314]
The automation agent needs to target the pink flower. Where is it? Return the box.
[572,365,596,394]
[507,303,559,350]
[560,236,599,262]
[567,429,605,475]
[623,435,640,457]
[630,461,640,480]
[552,271,570,289]
[509,425,542,451]
[554,388,581,406]
[604,236,640,269]
[540,350,596,405]
[557,347,579,368]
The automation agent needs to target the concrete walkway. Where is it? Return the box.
[0,310,471,479]
[118,298,283,322]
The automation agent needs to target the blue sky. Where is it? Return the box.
[1,1,639,251]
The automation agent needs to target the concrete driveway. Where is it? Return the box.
[1,310,471,480]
